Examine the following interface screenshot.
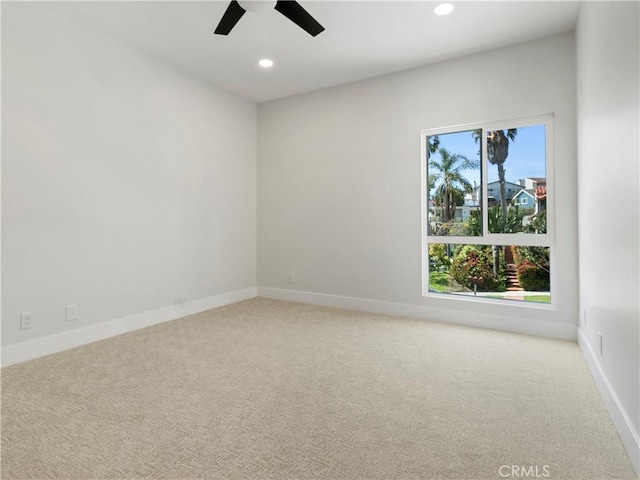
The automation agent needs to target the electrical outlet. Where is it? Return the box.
[287,273,295,284]
[20,311,34,330]
[598,332,603,356]
[66,304,79,321]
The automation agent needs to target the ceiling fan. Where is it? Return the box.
[214,0,325,37]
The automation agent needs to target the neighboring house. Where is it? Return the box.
[473,177,547,208]
[519,180,548,227]
[534,185,547,213]
[454,204,478,222]
[520,177,547,190]
[428,195,480,230]
[519,177,547,213]
[513,189,535,209]
[472,180,523,204]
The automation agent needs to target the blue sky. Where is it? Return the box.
[428,124,546,188]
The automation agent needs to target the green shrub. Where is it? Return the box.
[428,243,451,272]
[463,210,481,236]
[516,260,550,291]
[488,205,526,233]
[515,245,550,291]
[524,211,547,234]
[451,245,502,291]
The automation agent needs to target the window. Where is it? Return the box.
[421,115,553,304]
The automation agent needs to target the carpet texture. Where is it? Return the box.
[1,298,635,479]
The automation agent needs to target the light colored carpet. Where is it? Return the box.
[1,298,635,479]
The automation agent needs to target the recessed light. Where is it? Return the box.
[259,59,274,68]
[434,3,454,16]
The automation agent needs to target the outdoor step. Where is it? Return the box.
[505,262,523,291]
[504,261,523,291]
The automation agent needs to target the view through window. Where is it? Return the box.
[422,116,553,304]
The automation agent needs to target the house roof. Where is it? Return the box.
[476,180,523,190]
[535,185,547,200]
[527,177,547,186]
[513,189,535,199]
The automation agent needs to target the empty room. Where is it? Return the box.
[2,1,638,479]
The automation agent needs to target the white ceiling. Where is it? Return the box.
[43,1,581,103]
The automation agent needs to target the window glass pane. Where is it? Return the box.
[428,243,550,303]
[486,124,547,234]
[426,130,481,236]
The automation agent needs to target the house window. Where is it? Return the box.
[422,115,553,304]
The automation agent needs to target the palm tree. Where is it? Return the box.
[473,129,518,221]
[429,147,479,223]
[473,128,517,274]
[426,135,440,161]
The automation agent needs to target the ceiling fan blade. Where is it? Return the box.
[274,1,324,37]
[214,1,247,35]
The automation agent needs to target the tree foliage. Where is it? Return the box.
[429,147,479,222]
[524,210,547,234]
[428,243,451,272]
[488,205,527,234]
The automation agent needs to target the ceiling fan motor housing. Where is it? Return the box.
[237,1,277,13]
[215,0,325,37]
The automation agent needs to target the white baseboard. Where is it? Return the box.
[578,328,640,475]
[257,287,577,340]
[1,287,257,367]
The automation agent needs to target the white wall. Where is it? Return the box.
[2,4,257,351]
[258,33,577,339]
[576,1,639,471]
[2,2,636,469]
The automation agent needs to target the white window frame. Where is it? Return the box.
[420,114,555,308]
